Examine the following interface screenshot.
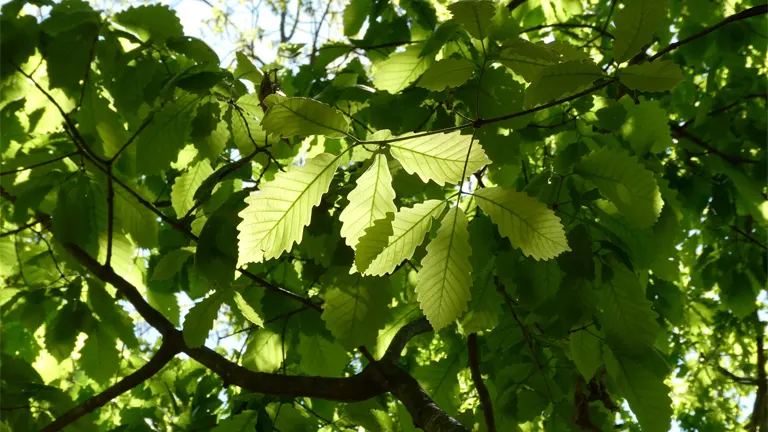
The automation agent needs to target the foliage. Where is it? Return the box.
[1,0,767,431]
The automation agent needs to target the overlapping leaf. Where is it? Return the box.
[416,58,475,91]
[524,60,604,107]
[576,147,663,228]
[339,154,397,250]
[362,200,446,276]
[373,45,433,94]
[612,0,668,63]
[619,61,684,92]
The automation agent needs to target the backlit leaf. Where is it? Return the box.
[612,0,668,63]
[474,187,570,260]
[415,207,472,331]
[261,96,349,138]
[237,153,341,265]
[388,131,489,185]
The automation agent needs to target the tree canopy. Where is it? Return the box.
[1,0,767,431]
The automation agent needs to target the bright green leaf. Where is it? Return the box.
[524,60,604,107]
[373,45,434,94]
[182,289,229,348]
[447,0,496,40]
[388,131,489,186]
[417,58,475,91]
[415,207,472,331]
[237,153,341,265]
[339,154,397,250]
[474,187,570,260]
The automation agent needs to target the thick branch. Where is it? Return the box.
[55,244,463,431]
[468,334,496,432]
[41,343,178,432]
[650,5,768,61]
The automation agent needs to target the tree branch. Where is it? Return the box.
[519,23,614,39]
[52,243,464,432]
[649,5,768,61]
[730,225,767,250]
[671,124,758,165]
[468,334,496,432]
[40,343,178,432]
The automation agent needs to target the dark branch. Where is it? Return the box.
[649,5,768,61]
[0,220,38,238]
[40,343,178,432]
[519,23,614,39]
[730,225,767,250]
[468,334,496,432]
[671,125,758,165]
[506,0,527,12]
[53,243,464,432]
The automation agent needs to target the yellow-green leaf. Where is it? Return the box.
[416,207,472,331]
[364,200,446,276]
[373,45,433,94]
[388,131,489,185]
[416,58,476,91]
[447,0,496,40]
[237,153,341,265]
[171,159,213,218]
[339,154,397,250]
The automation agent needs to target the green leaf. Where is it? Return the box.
[612,0,668,63]
[339,154,397,250]
[45,301,87,362]
[53,175,99,256]
[569,330,602,380]
[321,275,389,349]
[388,131,489,186]
[211,410,259,432]
[595,208,655,269]
[87,282,138,348]
[416,58,475,91]
[447,0,496,40]
[243,329,282,373]
[171,159,214,218]
[235,287,264,327]
[413,356,461,413]
[620,99,673,155]
[80,324,119,385]
[524,60,604,107]
[136,95,198,175]
[261,96,349,138]
[460,216,502,334]
[599,265,660,354]
[516,259,563,308]
[237,153,341,265]
[416,207,472,331]
[420,20,461,57]
[196,192,248,286]
[113,4,183,45]
[343,0,368,37]
[234,52,263,84]
[231,107,267,154]
[604,348,672,432]
[497,39,561,82]
[182,289,229,348]
[152,249,194,281]
[373,45,434,94]
[575,147,663,228]
[297,333,349,376]
[190,101,229,162]
[355,213,395,274]
[474,187,570,260]
[363,200,447,276]
[619,61,684,92]
[114,184,158,248]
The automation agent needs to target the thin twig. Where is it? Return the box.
[649,5,768,61]
[0,152,79,176]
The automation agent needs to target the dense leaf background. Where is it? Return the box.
[1,0,766,431]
